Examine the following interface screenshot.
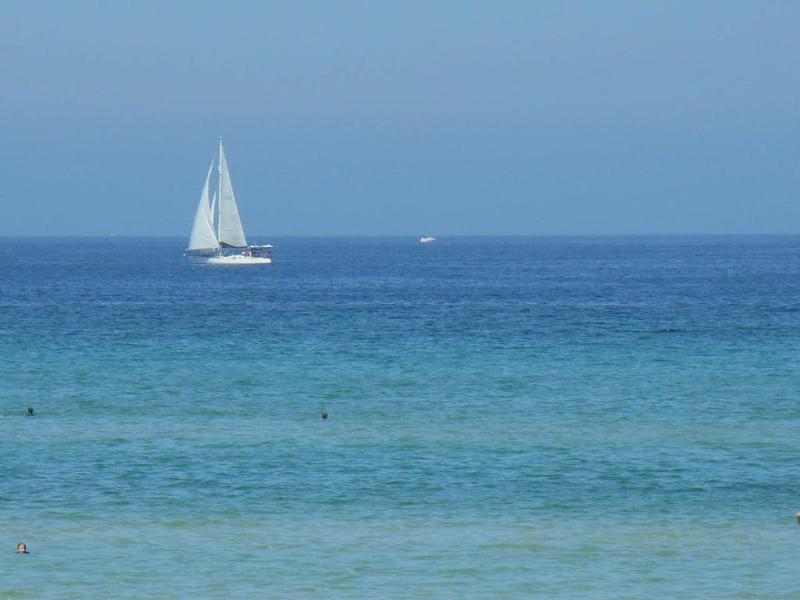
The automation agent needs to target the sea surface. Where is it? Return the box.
[1,236,799,598]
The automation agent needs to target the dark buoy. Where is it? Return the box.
[26,407,34,417]
[321,411,329,421]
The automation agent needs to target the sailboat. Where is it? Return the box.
[186,140,272,265]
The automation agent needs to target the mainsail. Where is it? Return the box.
[210,187,218,229]
[217,141,248,248]
[187,160,219,252]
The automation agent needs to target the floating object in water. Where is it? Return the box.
[321,411,329,421]
[26,407,34,416]
[419,236,436,244]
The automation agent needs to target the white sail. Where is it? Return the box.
[217,141,248,248]
[210,187,218,233]
[187,159,219,252]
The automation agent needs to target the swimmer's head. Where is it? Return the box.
[321,411,328,420]
[16,543,27,554]
[26,407,34,416]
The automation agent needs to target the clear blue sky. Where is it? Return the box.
[2,1,798,236]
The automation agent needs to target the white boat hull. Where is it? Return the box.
[206,255,272,265]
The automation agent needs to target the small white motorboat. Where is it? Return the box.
[419,236,436,244]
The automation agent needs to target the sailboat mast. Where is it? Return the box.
[217,138,223,251]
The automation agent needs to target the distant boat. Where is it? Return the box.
[186,140,272,265]
[420,236,436,244]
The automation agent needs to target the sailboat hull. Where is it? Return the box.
[206,255,272,265]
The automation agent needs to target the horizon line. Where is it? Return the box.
[1,233,798,239]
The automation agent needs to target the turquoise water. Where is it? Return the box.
[1,236,799,598]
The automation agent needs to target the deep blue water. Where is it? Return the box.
[1,236,800,598]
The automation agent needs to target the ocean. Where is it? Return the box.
[1,236,799,598]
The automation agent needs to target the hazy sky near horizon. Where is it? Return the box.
[2,1,799,236]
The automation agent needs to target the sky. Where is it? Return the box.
[1,1,799,236]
